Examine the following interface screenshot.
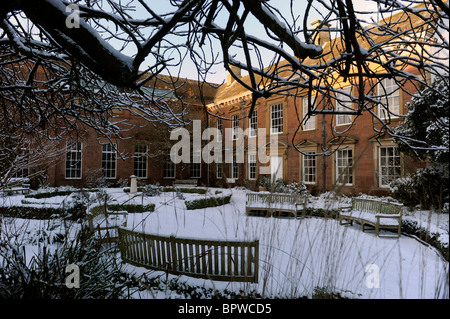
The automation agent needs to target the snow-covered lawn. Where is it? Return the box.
[1,187,448,299]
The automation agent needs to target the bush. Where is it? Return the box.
[0,227,137,299]
[162,187,208,194]
[259,177,308,195]
[0,205,85,221]
[401,219,448,261]
[107,204,155,213]
[25,189,99,199]
[185,195,232,210]
[390,165,449,212]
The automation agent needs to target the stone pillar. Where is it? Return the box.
[130,175,137,194]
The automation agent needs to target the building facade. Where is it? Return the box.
[37,11,436,195]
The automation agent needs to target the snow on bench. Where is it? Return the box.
[339,198,403,238]
[245,192,307,218]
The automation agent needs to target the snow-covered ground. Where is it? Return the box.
[1,187,448,299]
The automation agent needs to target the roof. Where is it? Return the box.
[138,73,220,106]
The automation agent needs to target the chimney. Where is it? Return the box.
[311,20,331,46]
[226,64,241,86]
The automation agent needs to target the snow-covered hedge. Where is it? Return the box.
[185,194,232,210]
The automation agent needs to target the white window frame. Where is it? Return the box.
[163,153,176,179]
[302,152,316,184]
[270,103,283,134]
[335,148,353,186]
[134,145,148,179]
[232,114,239,140]
[378,146,401,187]
[190,152,201,179]
[102,143,117,179]
[336,87,353,126]
[302,98,316,131]
[65,141,82,179]
[249,109,257,137]
[217,118,223,142]
[232,155,239,179]
[216,162,223,179]
[248,153,257,180]
[378,78,400,119]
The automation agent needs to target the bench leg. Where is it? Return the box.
[339,216,352,226]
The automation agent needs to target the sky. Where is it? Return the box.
[140,1,324,84]
[148,0,381,84]
[11,0,388,84]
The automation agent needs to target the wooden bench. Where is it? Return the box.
[1,178,30,195]
[118,228,259,283]
[339,198,403,238]
[173,179,198,187]
[245,192,307,218]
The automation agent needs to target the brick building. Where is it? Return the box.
[41,10,435,195]
[204,13,435,196]
[45,78,216,188]
[205,66,423,196]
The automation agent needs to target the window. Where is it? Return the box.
[163,153,176,179]
[249,109,257,137]
[302,98,316,131]
[335,148,353,185]
[232,114,239,140]
[336,87,353,126]
[66,141,82,179]
[378,78,400,118]
[379,146,401,187]
[102,143,117,179]
[190,152,201,178]
[134,145,148,178]
[217,118,223,141]
[302,152,316,184]
[232,155,239,179]
[14,148,29,178]
[270,103,283,134]
[216,163,223,179]
[248,154,257,180]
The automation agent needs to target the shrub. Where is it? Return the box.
[25,190,74,199]
[258,177,307,195]
[162,187,208,194]
[0,205,85,221]
[185,195,232,210]
[0,227,137,299]
[107,204,155,213]
[390,165,449,212]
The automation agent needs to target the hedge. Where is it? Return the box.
[25,189,99,199]
[185,195,232,210]
[89,204,155,216]
[0,205,85,220]
[107,204,155,213]
[124,187,207,194]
